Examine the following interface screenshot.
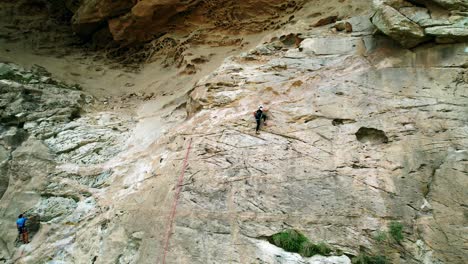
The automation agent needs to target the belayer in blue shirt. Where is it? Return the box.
[16,214,29,244]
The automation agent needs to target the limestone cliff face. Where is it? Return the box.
[0,0,467,264]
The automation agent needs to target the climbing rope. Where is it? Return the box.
[162,138,192,264]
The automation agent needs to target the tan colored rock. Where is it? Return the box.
[1,1,467,263]
[72,0,135,36]
[334,21,353,32]
[71,0,307,43]
[108,0,200,43]
[371,4,428,47]
[313,15,338,27]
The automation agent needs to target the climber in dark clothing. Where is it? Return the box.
[253,105,267,134]
[16,214,29,244]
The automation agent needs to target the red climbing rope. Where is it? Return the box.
[162,138,192,264]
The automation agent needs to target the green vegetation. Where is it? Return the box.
[373,221,404,244]
[374,231,387,243]
[270,229,308,253]
[353,222,404,264]
[299,241,332,257]
[352,254,388,264]
[315,242,332,256]
[388,221,404,243]
[269,229,332,257]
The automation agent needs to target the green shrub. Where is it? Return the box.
[270,229,308,253]
[269,230,333,257]
[388,221,404,243]
[298,241,332,257]
[352,254,388,264]
[315,242,332,256]
[374,231,387,243]
[299,241,317,257]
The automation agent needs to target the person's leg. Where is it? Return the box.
[262,115,267,125]
[256,119,260,133]
[19,228,25,243]
[24,231,29,243]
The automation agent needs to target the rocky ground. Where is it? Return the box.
[0,0,467,264]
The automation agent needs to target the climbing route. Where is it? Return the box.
[162,138,193,264]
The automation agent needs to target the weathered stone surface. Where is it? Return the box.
[44,113,131,164]
[418,18,452,27]
[255,240,351,263]
[374,0,414,9]
[0,64,83,129]
[0,1,467,263]
[0,145,9,199]
[72,0,134,36]
[425,24,468,41]
[69,0,307,43]
[300,37,364,55]
[32,196,78,222]
[180,32,467,263]
[346,16,376,32]
[371,4,428,47]
[429,0,468,11]
[399,6,431,23]
[0,64,129,262]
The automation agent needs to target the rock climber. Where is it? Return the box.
[16,214,29,244]
[253,105,267,134]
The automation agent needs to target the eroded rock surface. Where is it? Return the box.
[174,35,467,264]
[372,0,468,46]
[0,0,467,264]
[0,64,133,262]
[73,0,305,44]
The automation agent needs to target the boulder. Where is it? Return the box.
[371,4,428,47]
[107,0,201,43]
[71,0,135,37]
[334,21,353,32]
